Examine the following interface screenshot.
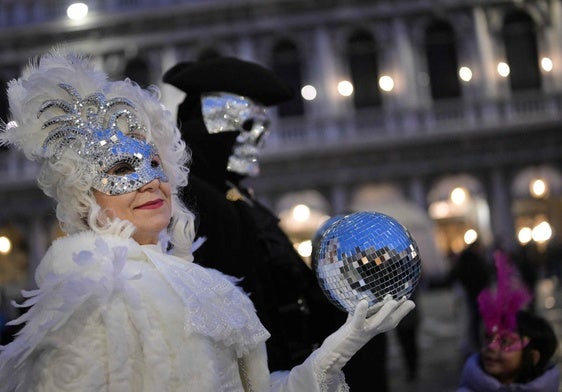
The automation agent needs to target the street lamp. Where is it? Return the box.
[459,66,472,82]
[450,187,467,205]
[337,80,353,97]
[378,75,394,92]
[301,85,317,101]
[530,178,548,198]
[67,3,89,21]
[0,236,12,255]
[541,57,553,72]
[497,62,510,77]
[463,229,478,245]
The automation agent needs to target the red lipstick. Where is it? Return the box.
[136,199,164,209]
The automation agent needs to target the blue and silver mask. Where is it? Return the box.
[87,129,167,195]
[38,83,168,195]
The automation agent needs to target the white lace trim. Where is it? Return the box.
[310,351,350,392]
[317,369,349,392]
[141,244,270,356]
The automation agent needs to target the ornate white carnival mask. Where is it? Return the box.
[39,83,168,195]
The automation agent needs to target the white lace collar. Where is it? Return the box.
[35,231,270,356]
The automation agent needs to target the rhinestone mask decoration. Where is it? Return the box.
[39,83,168,195]
[201,92,269,177]
[314,211,422,317]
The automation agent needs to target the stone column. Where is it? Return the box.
[408,176,427,211]
[235,35,257,62]
[541,0,562,90]
[311,26,341,117]
[330,184,348,215]
[391,17,423,109]
[159,46,183,119]
[472,6,499,99]
[487,168,517,251]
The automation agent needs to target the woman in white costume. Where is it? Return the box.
[0,48,414,392]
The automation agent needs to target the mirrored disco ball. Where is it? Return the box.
[314,211,421,317]
[311,214,345,269]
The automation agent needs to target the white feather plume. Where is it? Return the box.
[0,47,107,160]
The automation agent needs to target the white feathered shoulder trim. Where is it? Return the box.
[0,232,269,386]
[38,232,270,356]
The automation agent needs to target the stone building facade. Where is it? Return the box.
[0,0,561,291]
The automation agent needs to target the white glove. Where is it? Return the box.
[270,295,415,392]
[310,295,415,378]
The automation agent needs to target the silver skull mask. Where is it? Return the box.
[201,92,269,177]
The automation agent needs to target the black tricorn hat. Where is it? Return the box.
[162,56,294,106]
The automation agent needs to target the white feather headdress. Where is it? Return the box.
[0,47,188,191]
[0,47,111,159]
[0,47,194,250]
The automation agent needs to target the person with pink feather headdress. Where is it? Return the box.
[457,250,559,391]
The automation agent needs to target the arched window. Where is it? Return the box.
[271,40,304,117]
[502,10,541,91]
[347,30,381,108]
[424,20,461,100]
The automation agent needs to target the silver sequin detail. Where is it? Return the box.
[201,92,269,177]
[38,83,167,195]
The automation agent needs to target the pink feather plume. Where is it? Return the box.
[477,250,532,334]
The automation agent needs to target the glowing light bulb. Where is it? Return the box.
[0,236,12,255]
[378,75,394,92]
[518,227,532,245]
[296,240,312,258]
[497,62,510,77]
[450,187,467,205]
[67,3,89,20]
[292,204,311,222]
[541,57,553,72]
[530,178,548,198]
[337,80,354,97]
[464,229,478,245]
[301,85,317,101]
[532,221,552,243]
[459,66,472,82]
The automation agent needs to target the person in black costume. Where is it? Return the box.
[451,239,493,356]
[163,57,345,372]
[163,57,392,389]
[163,57,393,390]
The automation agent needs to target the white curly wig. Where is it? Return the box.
[0,47,195,258]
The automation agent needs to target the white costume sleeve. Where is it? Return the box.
[16,303,115,392]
